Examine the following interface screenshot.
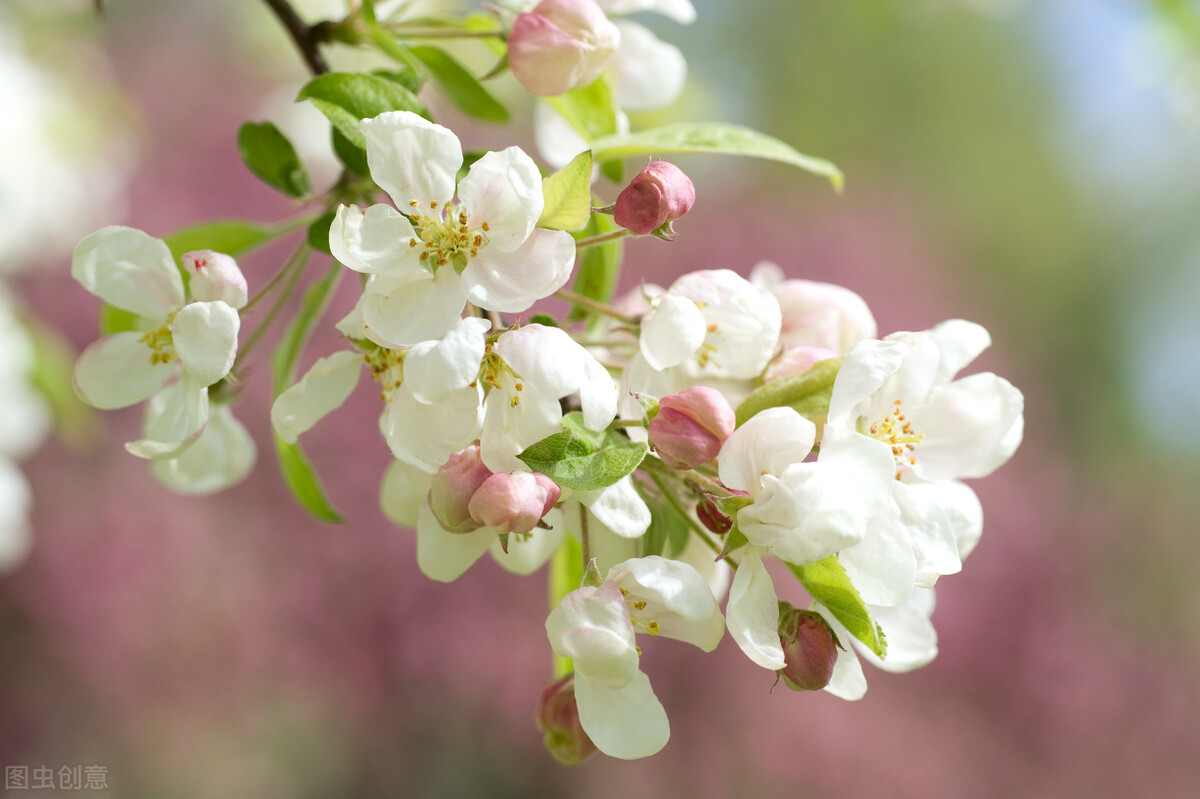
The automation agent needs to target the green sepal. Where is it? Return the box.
[306,210,336,255]
[712,493,752,519]
[274,436,343,523]
[538,150,593,231]
[237,121,312,198]
[518,412,648,491]
[734,357,843,427]
[717,525,748,562]
[590,122,844,191]
[787,555,887,658]
[408,45,509,123]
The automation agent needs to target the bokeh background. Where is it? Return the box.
[4,0,1200,796]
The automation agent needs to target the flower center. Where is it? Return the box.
[867,398,923,480]
[407,199,490,272]
[364,347,405,403]
[139,320,176,366]
[480,348,524,406]
[620,588,661,636]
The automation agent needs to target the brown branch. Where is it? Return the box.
[262,0,330,75]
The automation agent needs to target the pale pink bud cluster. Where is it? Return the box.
[614,160,696,236]
[647,386,735,470]
[182,250,249,309]
[509,0,620,97]
[777,604,839,692]
[535,673,597,765]
[429,445,561,535]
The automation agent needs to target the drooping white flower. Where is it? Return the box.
[545,555,723,759]
[329,111,575,347]
[149,403,257,495]
[72,226,243,460]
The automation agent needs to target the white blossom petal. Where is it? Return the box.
[73,331,174,410]
[172,301,240,387]
[814,605,868,700]
[574,669,669,760]
[150,404,256,494]
[596,0,696,24]
[457,147,544,251]
[610,556,724,650]
[893,480,965,585]
[329,203,419,275]
[271,350,363,443]
[906,372,1024,481]
[0,460,33,571]
[480,374,562,474]
[639,293,706,371]
[726,548,786,670]
[72,226,183,319]
[931,319,990,382]
[838,516,917,607]
[461,228,575,313]
[386,383,484,473]
[125,377,209,460]
[404,316,490,403]
[718,407,815,495]
[493,325,618,430]
[547,582,638,688]
[826,339,908,429]
[610,20,687,110]
[362,267,467,347]
[574,475,651,539]
[362,111,460,207]
[379,459,434,529]
[416,503,493,582]
[855,589,938,673]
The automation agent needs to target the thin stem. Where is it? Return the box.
[240,216,322,313]
[234,242,314,368]
[579,501,590,570]
[609,419,644,429]
[575,228,631,249]
[554,288,638,325]
[262,0,330,75]
[644,467,735,568]
[382,25,504,39]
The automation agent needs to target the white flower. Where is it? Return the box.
[149,404,257,495]
[329,111,575,346]
[545,555,723,759]
[749,261,876,354]
[72,227,243,460]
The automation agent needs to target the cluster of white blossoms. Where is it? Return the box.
[63,0,1024,765]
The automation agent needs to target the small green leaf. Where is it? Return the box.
[570,211,623,319]
[371,66,426,95]
[298,71,428,150]
[274,436,344,522]
[408,45,509,123]
[735,358,842,427]
[307,210,336,255]
[559,410,609,451]
[163,219,280,262]
[546,78,619,143]
[591,123,844,191]
[787,556,886,658]
[332,128,370,176]
[539,150,593,231]
[518,428,647,491]
[237,121,312,198]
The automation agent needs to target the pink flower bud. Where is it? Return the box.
[509,0,620,97]
[613,161,696,235]
[695,495,733,535]
[428,446,493,534]
[182,250,249,309]
[648,386,735,470]
[468,472,561,534]
[777,604,840,692]
[535,673,597,765]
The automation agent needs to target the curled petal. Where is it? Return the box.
[930,319,991,382]
[404,316,490,403]
[362,268,467,348]
[271,350,363,443]
[380,460,435,530]
[826,339,908,429]
[609,555,724,651]
[72,226,183,319]
[462,228,575,313]
[640,293,706,371]
[574,669,669,760]
[172,301,240,387]
[329,203,419,276]
[718,407,815,495]
[906,372,1024,481]
[855,589,938,674]
[74,331,174,410]
[725,548,786,670]
[385,384,484,473]
[574,475,650,539]
[150,404,256,494]
[362,111,460,207]
[546,582,638,686]
[416,503,493,582]
[813,605,868,700]
[458,147,544,250]
[125,377,209,460]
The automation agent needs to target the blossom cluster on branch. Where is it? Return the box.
[63,0,1024,763]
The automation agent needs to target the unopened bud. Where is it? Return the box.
[647,386,735,470]
[535,673,597,765]
[777,603,840,692]
[509,0,620,97]
[613,161,695,236]
[695,495,732,535]
[428,445,493,534]
[182,250,249,309]
[468,471,561,534]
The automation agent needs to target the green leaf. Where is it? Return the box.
[559,410,609,451]
[163,219,280,262]
[570,211,623,319]
[539,150,593,231]
[332,128,370,176]
[237,121,312,198]
[735,357,843,427]
[591,123,844,191]
[274,436,344,523]
[517,426,648,491]
[408,45,508,123]
[307,210,336,255]
[787,556,886,658]
[639,481,691,558]
[371,66,426,95]
[545,78,619,143]
[298,71,428,150]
